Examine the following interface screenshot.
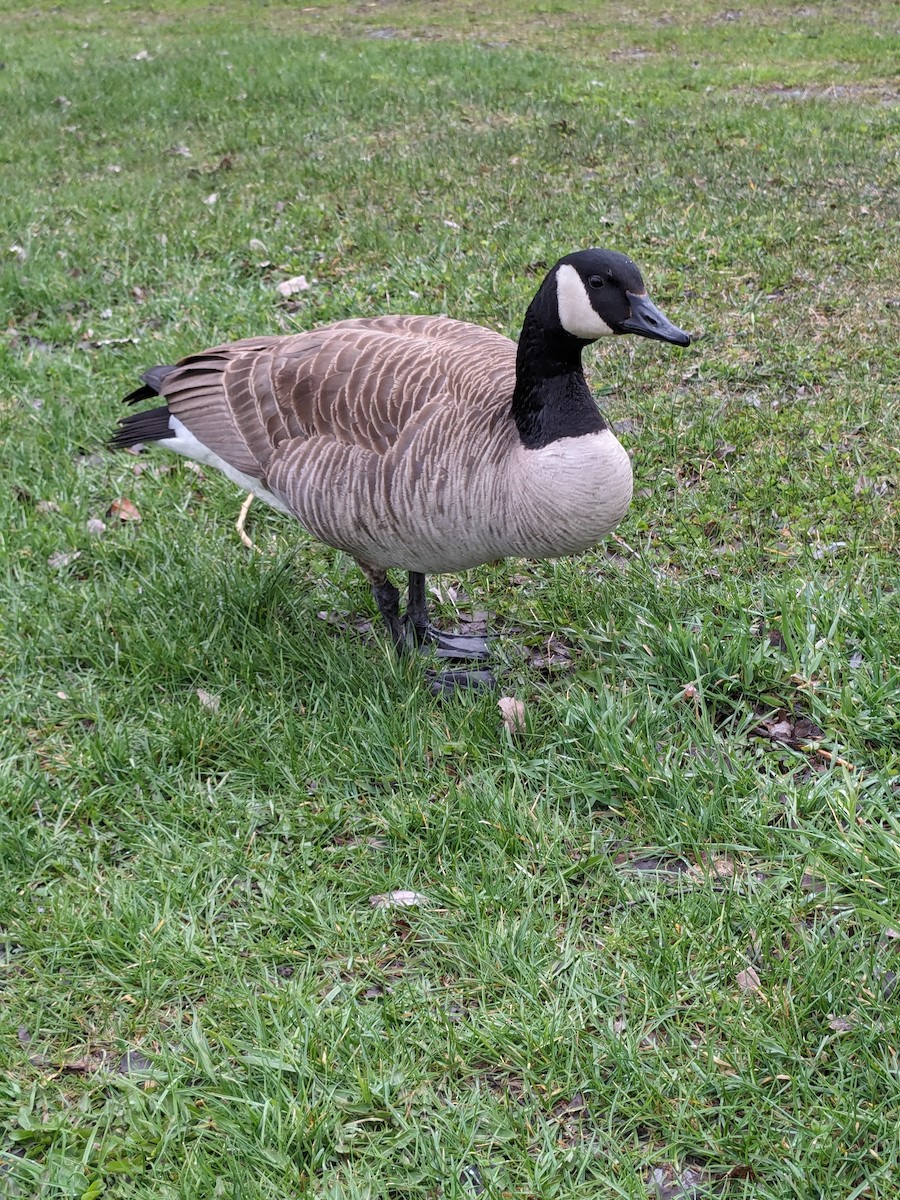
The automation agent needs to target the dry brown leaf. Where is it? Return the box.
[812,540,847,560]
[369,890,427,909]
[614,852,691,876]
[828,1015,856,1032]
[686,853,735,882]
[62,1054,111,1074]
[498,696,526,733]
[276,275,310,297]
[527,633,574,672]
[646,1163,710,1200]
[47,549,81,569]
[754,710,825,747]
[768,718,794,742]
[117,1049,153,1074]
[736,965,761,993]
[107,497,141,522]
[361,983,388,1000]
[793,716,824,741]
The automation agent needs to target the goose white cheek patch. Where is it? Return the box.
[555,263,615,340]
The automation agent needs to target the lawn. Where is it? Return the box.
[1,1,898,1196]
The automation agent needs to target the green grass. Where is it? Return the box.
[1,1,899,1196]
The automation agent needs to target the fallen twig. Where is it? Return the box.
[801,745,857,771]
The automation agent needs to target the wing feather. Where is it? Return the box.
[156,316,516,480]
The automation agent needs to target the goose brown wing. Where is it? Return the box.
[159,316,516,474]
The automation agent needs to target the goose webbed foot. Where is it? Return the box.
[414,624,492,661]
[405,571,491,661]
[425,667,497,697]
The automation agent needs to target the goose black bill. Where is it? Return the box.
[621,292,691,346]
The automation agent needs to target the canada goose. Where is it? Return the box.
[112,248,689,692]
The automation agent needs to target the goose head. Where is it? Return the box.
[544,248,691,347]
[513,248,690,447]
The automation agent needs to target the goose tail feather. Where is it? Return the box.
[123,363,176,405]
[110,404,173,449]
[111,364,179,448]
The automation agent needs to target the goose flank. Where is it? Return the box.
[112,248,690,691]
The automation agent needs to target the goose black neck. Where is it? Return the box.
[511,302,607,450]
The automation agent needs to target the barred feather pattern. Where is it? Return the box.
[154,315,633,574]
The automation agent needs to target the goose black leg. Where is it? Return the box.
[359,563,495,694]
[360,564,405,652]
[406,572,491,662]
[406,572,495,696]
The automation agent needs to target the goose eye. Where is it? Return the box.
[588,275,605,290]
